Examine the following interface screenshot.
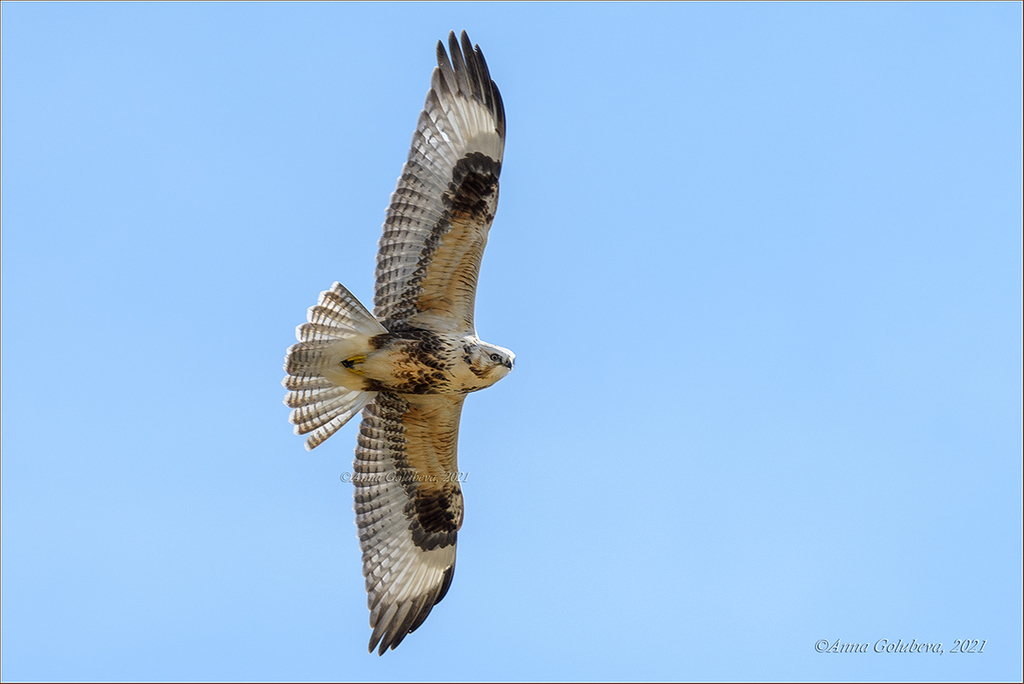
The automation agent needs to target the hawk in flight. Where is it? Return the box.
[282,31,512,655]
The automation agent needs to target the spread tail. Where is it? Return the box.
[283,282,386,450]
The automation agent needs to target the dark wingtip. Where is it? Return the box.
[435,564,456,604]
[448,30,461,62]
[364,564,455,656]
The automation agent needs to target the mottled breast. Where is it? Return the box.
[355,330,458,394]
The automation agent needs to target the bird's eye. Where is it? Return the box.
[490,353,501,363]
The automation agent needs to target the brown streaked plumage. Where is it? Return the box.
[282,31,514,655]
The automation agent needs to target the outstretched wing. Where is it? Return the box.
[354,391,465,655]
[374,30,505,336]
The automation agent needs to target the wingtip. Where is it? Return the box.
[448,30,460,58]
[368,626,397,656]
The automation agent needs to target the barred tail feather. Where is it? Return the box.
[289,386,373,450]
[283,283,387,450]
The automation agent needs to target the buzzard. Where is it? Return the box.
[282,31,513,655]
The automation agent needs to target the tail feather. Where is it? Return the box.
[289,386,368,438]
[283,373,335,392]
[286,383,352,409]
[296,321,359,343]
[309,284,382,331]
[284,340,345,375]
[283,282,387,450]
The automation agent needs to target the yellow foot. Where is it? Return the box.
[341,355,367,375]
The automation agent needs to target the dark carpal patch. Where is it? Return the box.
[447,152,501,224]
[361,392,460,551]
[406,491,459,550]
[378,152,500,330]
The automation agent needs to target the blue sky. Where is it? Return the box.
[2,2,1021,681]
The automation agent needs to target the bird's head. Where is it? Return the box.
[466,340,515,386]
